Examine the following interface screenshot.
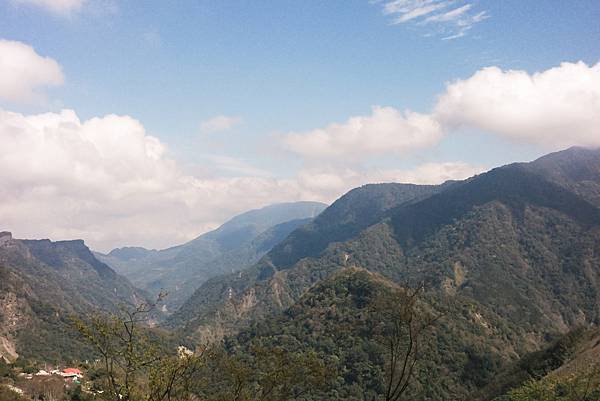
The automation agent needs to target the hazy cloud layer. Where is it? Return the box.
[0,39,64,103]
[282,106,442,160]
[376,0,488,39]
[200,115,242,133]
[435,61,600,148]
[296,162,482,194]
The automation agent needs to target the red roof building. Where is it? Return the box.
[62,368,83,377]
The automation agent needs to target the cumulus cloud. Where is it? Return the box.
[0,107,481,251]
[281,106,442,160]
[281,61,600,162]
[375,0,488,39]
[0,39,64,103]
[11,0,84,15]
[435,61,600,148]
[0,108,297,251]
[200,115,242,133]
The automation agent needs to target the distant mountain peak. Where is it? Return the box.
[98,200,328,312]
[107,246,153,261]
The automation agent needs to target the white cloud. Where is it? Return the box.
[368,162,484,184]
[0,107,482,251]
[0,39,64,103]
[424,3,471,22]
[11,0,84,15]
[0,108,303,251]
[296,162,483,200]
[200,115,242,133]
[203,155,272,177]
[375,0,488,39]
[8,40,594,252]
[435,61,600,148]
[390,2,450,23]
[281,106,442,160]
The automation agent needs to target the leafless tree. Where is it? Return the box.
[74,294,204,401]
[371,286,441,401]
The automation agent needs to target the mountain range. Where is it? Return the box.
[164,146,600,398]
[96,201,327,311]
[1,146,598,399]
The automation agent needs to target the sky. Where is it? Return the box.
[0,0,599,252]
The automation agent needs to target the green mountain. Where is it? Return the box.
[222,267,531,400]
[226,268,599,400]
[167,147,600,397]
[483,327,600,400]
[0,232,149,363]
[166,183,450,333]
[266,183,451,269]
[97,201,327,312]
[523,146,600,207]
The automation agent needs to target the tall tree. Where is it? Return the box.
[371,286,439,401]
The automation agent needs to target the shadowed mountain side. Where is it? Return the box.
[266,183,454,269]
[524,146,600,207]
[389,164,600,248]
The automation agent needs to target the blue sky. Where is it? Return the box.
[1,0,599,250]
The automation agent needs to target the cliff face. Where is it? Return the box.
[0,291,23,362]
[0,232,150,362]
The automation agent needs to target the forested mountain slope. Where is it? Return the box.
[223,267,535,400]
[168,147,600,358]
[166,182,451,333]
[0,232,149,363]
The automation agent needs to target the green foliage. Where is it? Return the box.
[221,268,515,400]
[195,346,335,401]
[74,297,204,401]
[0,360,11,378]
[67,385,95,401]
[75,297,335,401]
[167,150,600,400]
[500,366,600,401]
[267,183,444,269]
[21,365,36,374]
[171,152,600,360]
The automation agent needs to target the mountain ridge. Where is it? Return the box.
[98,201,327,311]
[168,147,600,356]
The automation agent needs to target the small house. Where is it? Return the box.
[61,368,83,380]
